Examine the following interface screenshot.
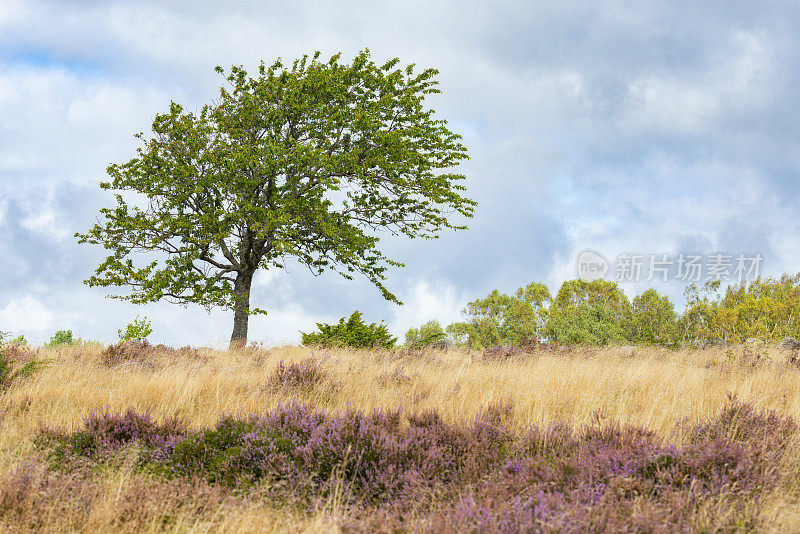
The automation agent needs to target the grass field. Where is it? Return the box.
[2,342,800,532]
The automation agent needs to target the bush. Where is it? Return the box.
[300,311,396,349]
[118,316,153,343]
[45,330,76,348]
[37,409,188,469]
[34,400,795,532]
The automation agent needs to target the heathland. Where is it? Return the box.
[2,342,800,532]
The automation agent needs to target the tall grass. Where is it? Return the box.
[1,343,800,531]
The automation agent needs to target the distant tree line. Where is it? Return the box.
[408,274,800,349]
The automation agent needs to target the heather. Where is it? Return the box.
[30,397,799,532]
[3,343,800,531]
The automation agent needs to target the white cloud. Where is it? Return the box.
[389,280,468,338]
[0,64,174,194]
[0,0,26,29]
[0,295,54,334]
[20,200,74,240]
[623,31,776,136]
[0,1,799,346]
[252,268,281,289]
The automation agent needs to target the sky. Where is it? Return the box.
[1,0,800,347]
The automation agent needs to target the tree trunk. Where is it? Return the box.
[230,272,253,349]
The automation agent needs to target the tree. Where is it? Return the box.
[76,50,475,346]
[405,319,447,348]
[677,280,721,344]
[624,288,677,346]
[543,280,630,346]
[446,282,551,349]
[544,305,628,346]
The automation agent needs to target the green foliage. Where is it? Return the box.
[625,289,678,346]
[441,274,800,348]
[45,329,76,347]
[544,304,628,346]
[544,280,630,346]
[168,418,285,485]
[549,279,631,319]
[118,315,153,343]
[447,282,551,349]
[404,320,446,348]
[0,346,49,390]
[301,311,397,349]
[0,331,23,346]
[717,275,800,342]
[676,280,721,344]
[677,275,800,344]
[75,49,476,345]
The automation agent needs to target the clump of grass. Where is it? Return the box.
[99,340,154,367]
[266,359,327,391]
[376,366,415,387]
[480,338,541,361]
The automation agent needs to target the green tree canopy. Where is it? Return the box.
[405,319,447,348]
[544,280,630,346]
[76,50,475,346]
[447,282,551,349]
[625,288,677,346]
[679,275,800,343]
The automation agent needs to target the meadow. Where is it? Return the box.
[2,341,800,532]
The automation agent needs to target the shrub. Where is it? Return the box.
[431,400,795,533]
[45,330,76,347]
[300,311,396,349]
[34,400,797,531]
[118,316,153,343]
[37,409,188,469]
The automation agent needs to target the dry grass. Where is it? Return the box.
[2,342,800,532]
